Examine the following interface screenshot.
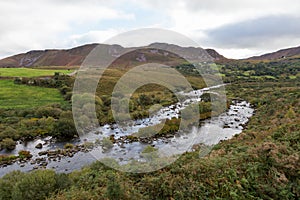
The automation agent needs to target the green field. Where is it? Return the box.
[0,80,65,109]
[0,68,73,77]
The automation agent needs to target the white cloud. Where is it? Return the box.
[128,0,300,58]
[214,48,264,59]
[67,29,123,47]
[0,0,134,57]
[1,0,300,58]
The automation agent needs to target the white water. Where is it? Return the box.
[0,85,254,176]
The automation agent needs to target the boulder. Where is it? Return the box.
[35,143,43,149]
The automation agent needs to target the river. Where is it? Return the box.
[0,85,254,176]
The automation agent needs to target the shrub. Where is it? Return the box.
[101,137,114,150]
[64,143,74,149]
[105,172,125,200]
[35,106,62,118]
[51,111,77,138]
[0,171,25,200]
[0,126,18,141]
[18,150,32,159]
[0,138,16,150]
[83,142,94,149]
[0,155,18,164]
[12,170,58,200]
[141,145,159,161]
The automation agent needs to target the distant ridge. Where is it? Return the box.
[0,43,226,68]
[205,49,227,60]
[247,46,300,61]
[0,44,98,67]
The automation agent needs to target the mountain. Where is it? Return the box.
[247,46,300,60]
[0,44,99,68]
[205,49,226,60]
[0,43,226,68]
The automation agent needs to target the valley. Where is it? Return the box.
[0,43,299,199]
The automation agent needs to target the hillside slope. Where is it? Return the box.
[0,43,226,67]
[247,46,300,60]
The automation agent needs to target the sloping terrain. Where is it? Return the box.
[0,44,98,67]
[247,46,300,60]
[0,43,226,68]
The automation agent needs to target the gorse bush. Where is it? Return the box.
[0,63,299,199]
[0,170,70,200]
[1,80,298,200]
[0,138,16,150]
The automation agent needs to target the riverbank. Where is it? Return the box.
[0,98,253,176]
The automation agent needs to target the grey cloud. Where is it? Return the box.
[204,15,300,49]
[182,0,300,14]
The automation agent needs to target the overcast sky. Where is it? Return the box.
[1,0,300,59]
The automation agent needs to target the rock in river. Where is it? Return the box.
[35,143,43,149]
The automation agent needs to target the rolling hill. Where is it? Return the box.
[0,43,226,68]
[247,46,300,60]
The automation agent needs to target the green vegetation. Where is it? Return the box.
[0,138,16,150]
[0,150,32,165]
[141,145,159,160]
[0,59,299,199]
[1,80,297,199]
[0,154,18,164]
[51,111,77,138]
[0,80,66,109]
[101,137,114,149]
[18,150,32,159]
[0,68,73,77]
[0,170,70,200]
[218,58,300,82]
[0,73,74,143]
[11,80,295,200]
[0,65,207,144]
[63,143,74,149]
[132,99,226,139]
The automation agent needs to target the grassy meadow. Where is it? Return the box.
[0,60,299,199]
[0,68,73,77]
[0,80,65,109]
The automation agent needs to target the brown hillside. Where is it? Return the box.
[0,43,226,68]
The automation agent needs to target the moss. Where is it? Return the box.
[18,150,32,159]
[63,143,74,149]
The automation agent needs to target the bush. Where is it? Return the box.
[0,155,18,164]
[0,138,16,150]
[141,145,159,161]
[83,141,94,149]
[51,111,77,138]
[101,137,114,150]
[0,126,18,141]
[0,170,71,200]
[18,150,32,159]
[35,106,62,118]
[105,172,125,200]
[12,170,58,200]
[0,171,25,200]
[136,125,160,138]
[64,143,74,149]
